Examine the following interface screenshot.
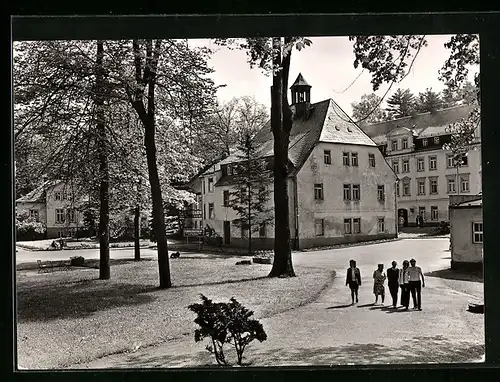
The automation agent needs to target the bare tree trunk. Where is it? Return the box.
[134,204,140,261]
[130,39,171,288]
[96,40,110,280]
[269,37,295,278]
[248,182,252,255]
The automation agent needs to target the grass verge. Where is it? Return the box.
[16,255,332,369]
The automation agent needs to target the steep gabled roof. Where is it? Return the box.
[204,98,378,179]
[16,180,60,203]
[362,104,476,144]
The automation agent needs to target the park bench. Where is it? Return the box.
[37,260,71,274]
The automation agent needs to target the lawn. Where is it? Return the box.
[16,238,157,251]
[16,254,334,369]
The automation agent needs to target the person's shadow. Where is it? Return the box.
[326,303,354,309]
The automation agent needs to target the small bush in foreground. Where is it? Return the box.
[188,294,267,366]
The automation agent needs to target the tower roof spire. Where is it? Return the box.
[291,73,311,88]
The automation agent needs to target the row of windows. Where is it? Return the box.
[410,206,440,221]
[314,183,386,202]
[392,154,468,174]
[390,136,441,152]
[315,217,386,236]
[397,174,470,197]
[55,208,77,224]
[338,152,376,167]
[54,191,73,201]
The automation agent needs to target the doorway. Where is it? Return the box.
[398,208,408,227]
[223,221,231,245]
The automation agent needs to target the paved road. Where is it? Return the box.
[81,238,485,368]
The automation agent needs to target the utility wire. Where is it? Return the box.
[332,68,365,94]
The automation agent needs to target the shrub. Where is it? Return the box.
[188,294,267,366]
[434,221,450,235]
[16,210,46,241]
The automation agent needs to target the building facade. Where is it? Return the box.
[361,105,482,226]
[16,181,85,239]
[449,194,483,270]
[187,74,398,249]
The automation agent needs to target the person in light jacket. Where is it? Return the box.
[345,259,361,305]
[373,264,386,305]
[399,260,411,310]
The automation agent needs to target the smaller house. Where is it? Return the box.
[16,180,85,239]
[449,194,483,271]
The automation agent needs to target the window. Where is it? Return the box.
[203,204,206,219]
[228,164,233,176]
[368,153,376,167]
[422,139,428,147]
[447,155,455,168]
[208,177,214,192]
[221,166,228,177]
[352,184,361,201]
[377,218,385,233]
[55,191,62,201]
[351,153,358,167]
[417,157,425,172]
[324,150,331,164]
[431,206,439,221]
[377,185,385,201]
[343,184,352,201]
[353,218,361,234]
[315,219,325,236]
[402,138,408,149]
[403,180,411,196]
[314,184,324,200]
[460,174,470,192]
[396,182,400,197]
[29,209,39,221]
[417,179,426,195]
[429,178,438,194]
[202,180,206,194]
[55,209,65,224]
[402,159,410,173]
[447,177,456,193]
[259,223,267,237]
[223,190,229,207]
[343,152,350,166]
[429,156,437,170]
[472,222,483,243]
[392,160,399,174]
[419,206,426,219]
[67,209,76,223]
[344,219,352,234]
[461,155,469,167]
[208,203,215,219]
[240,189,247,203]
[434,136,440,144]
[391,140,398,151]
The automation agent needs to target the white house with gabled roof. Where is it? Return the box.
[187,73,398,249]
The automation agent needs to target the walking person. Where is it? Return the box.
[345,259,361,305]
[372,264,386,305]
[399,260,411,310]
[387,261,400,308]
[408,258,425,310]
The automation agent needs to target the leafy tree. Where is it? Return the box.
[351,93,388,123]
[216,37,313,277]
[16,210,46,241]
[228,134,274,255]
[415,87,444,113]
[385,88,417,118]
[194,96,269,163]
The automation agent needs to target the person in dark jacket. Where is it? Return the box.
[346,259,361,305]
[387,261,400,308]
[399,260,411,310]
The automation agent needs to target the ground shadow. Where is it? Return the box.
[98,335,484,368]
[326,304,353,309]
[17,281,156,323]
[441,256,452,260]
[357,303,375,308]
[171,276,269,289]
[425,268,483,283]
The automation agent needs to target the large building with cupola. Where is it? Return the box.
[185,73,398,249]
[360,105,482,227]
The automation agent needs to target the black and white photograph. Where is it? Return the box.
[12,30,484,369]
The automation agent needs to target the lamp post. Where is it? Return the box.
[134,178,142,261]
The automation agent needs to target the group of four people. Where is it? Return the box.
[346,259,425,310]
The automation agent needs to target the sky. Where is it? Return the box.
[189,35,479,116]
